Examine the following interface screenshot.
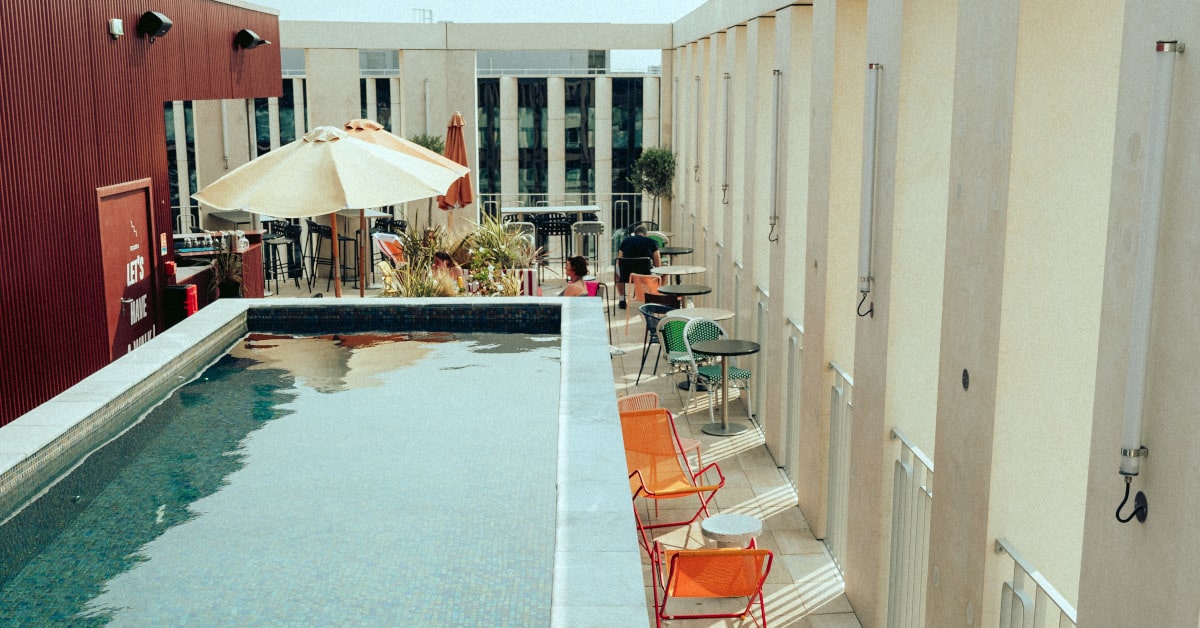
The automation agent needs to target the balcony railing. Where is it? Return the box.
[887,428,934,627]
[825,361,853,570]
[995,537,1077,627]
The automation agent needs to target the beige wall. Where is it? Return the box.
[984,0,1122,612]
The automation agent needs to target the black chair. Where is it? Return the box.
[637,303,678,385]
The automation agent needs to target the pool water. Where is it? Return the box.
[0,332,561,626]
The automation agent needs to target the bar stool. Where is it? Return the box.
[539,213,574,268]
[304,218,359,292]
[571,220,605,268]
[263,220,301,293]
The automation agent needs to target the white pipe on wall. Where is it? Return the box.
[858,64,881,295]
[1120,41,1182,477]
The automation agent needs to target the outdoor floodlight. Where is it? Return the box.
[137,11,172,43]
[235,29,271,49]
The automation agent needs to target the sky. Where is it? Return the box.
[258,0,706,72]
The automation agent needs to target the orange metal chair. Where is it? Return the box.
[372,232,405,266]
[619,407,724,553]
[617,393,703,474]
[626,272,662,332]
[650,539,774,628]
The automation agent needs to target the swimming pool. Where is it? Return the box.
[0,299,646,626]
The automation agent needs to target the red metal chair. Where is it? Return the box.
[650,539,774,628]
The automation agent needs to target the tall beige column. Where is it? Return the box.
[594,77,613,218]
[500,77,519,207]
[548,77,565,203]
[925,0,1020,624]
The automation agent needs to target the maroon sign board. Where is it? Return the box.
[97,179,158,360]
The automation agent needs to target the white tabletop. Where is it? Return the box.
[700,513,762,547]
[652,265,706,277]
[673,307,734,321]
[337,208,390,218]
[500,205,600,216]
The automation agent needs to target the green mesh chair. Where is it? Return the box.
[682,318,752,424]
[657,316,696,407]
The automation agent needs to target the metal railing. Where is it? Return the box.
[995,538,1078,628]
[887,428,934,628]
[476,192,646,230]
[825,361,853,569]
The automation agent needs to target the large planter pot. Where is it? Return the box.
[506,267,538,296]
[218,280,243,299]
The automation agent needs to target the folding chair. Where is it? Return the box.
[617,392,703,475]
[619,407,724,553]
[650,539,773,628]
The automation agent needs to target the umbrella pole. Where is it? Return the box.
[330,215,343,298]
[359,209,367,298]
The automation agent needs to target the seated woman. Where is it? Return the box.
[561,256,589,297]
[432,251,465,282]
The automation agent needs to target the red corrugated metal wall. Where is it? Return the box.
[0,0,280,426]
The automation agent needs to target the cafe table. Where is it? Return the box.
[672,307,734,321]
[691,339,761,436]
[657,283,711,308]
[652,264,705,285]
[658,245,693,265]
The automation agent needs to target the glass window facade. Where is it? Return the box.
[518,78,548,202]
[253,97,271,156]
[564,78,595,196]
[477,78,501,204]
[612,77,644,219]
[164,102,197,232]
[279,79,297,144]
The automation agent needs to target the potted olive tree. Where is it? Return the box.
[628,147,676,226]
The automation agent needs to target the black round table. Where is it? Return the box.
[659,246,694,258]
[658,283,711,308]
[691,339,760,436]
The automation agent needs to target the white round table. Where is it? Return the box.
[700,513,763,548]
[652,265,706,284]
[674,307,734,321]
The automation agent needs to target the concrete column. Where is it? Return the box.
[292,79,306,138]
[304,49,360,128]
[595,77,613,218]
[925,0,1020,624]
[548,77,566,203]
[1079,5,1200,623]
[642,76,660,148]
[500,76,519,207]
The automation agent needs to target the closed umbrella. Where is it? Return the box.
[343,119,470,295]
[194,126,463,297]
[437,112,474,230]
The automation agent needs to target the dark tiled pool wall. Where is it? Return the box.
[0,316,248,522]
[246,302,562,335]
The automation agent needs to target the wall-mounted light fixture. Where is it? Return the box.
[693,75,701,182]
[108,18,125,39]
[1116,40,1184,524]
[137,11,172,43]
[857,63,881,318]
[768,69,783,243]
[234,29,271,49]
[722,72,731,204]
